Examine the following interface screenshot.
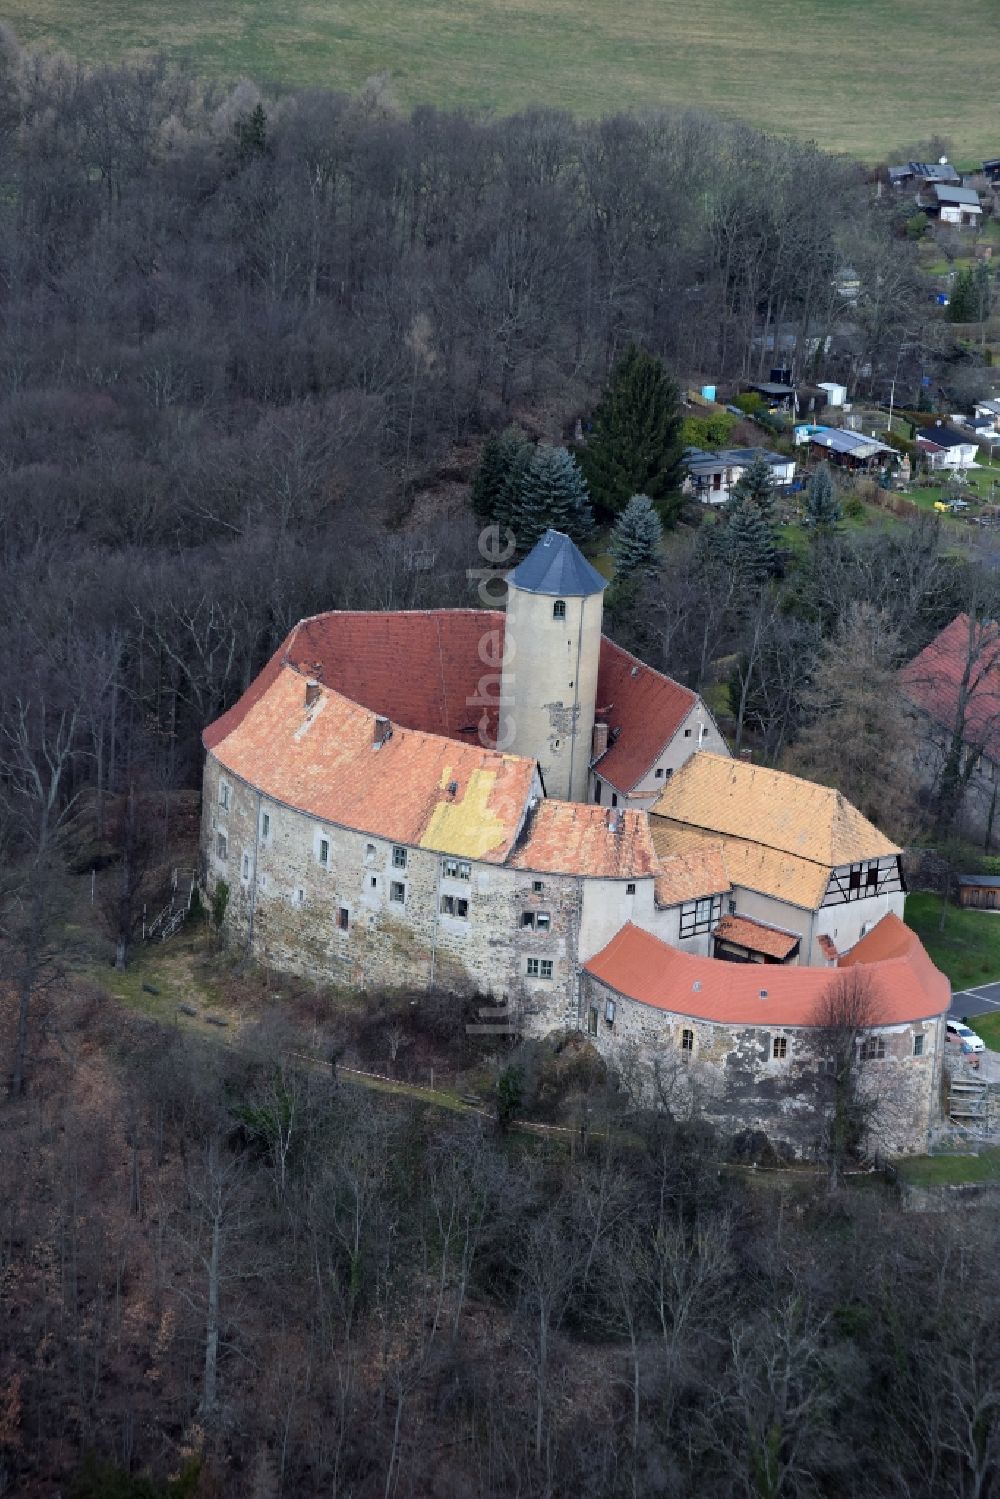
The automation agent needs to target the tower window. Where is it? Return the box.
[552,600,566,620]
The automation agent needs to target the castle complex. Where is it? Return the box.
[202,531,950,1156]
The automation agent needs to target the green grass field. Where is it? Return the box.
[6,0,1000,158]
[906,890,1000,996]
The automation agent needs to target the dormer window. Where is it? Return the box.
[553,600,566,620]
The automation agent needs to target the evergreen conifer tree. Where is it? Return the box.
[509,444,594,549]
[579,345,685,523]
[717,497,775,586]
[470,425,531,525]
[802,462,841,532]
[727,452,776,525]
[610,494,663,574]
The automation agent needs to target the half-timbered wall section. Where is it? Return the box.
[822,855,906,906]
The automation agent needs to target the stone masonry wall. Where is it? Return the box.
[582,974,944,1157]
[203,752,588,1031]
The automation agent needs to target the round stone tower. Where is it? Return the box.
[499,529,606,803]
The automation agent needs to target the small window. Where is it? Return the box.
[443,858,471,880]
[553,600,566,620]
[683,728,692,738]
[366,843,376,862]
[913,1033,924,1057]
[526,958,553,979]
[390,881,405,903]
[440,895,469,918]
[292,887,304,907]
[865,862,879,889]
[521,911,536,929]
[369,875,377,889]
[533,880,543,893]
[604,999,616,1025]
[259,872,269,892]
[626,882,636,896]
[588,1006,598,1036]
[655,768,665,778]
[728,898,736,915]
[261,811,271,839]
[772,1035,788,1060]
[861,1036,886,1061]
[241,852,250,880]
[611,793,618,807]
[216,832,228,860]
[392,846,407,870]
[594,782,602,804]
[319,838,330,867]
[681,1028,694,1054]
[337,907,349,930]
[218,781,230,809]
[536,911,551,931]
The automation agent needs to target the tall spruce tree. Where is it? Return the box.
[727,452,776,525]
[579,345,685,524]
[715,497,776,586]
[803,462,841,532]
[470,425,531,526]
[610,494,663,573]
[509,444,594,548]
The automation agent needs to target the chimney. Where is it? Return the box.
[592,721,609,760]
[305,678,321,709]
[373,715,392,747]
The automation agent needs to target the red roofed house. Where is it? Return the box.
[899,612,1000,845]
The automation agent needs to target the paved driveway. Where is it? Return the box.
[949,980,1000,1020]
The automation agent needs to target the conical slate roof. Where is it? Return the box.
[506,529,607,597]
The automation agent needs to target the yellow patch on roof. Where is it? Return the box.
[419,768,511,860]
[651,752,899,868]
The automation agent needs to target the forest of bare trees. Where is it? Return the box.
[0,989,997,1499]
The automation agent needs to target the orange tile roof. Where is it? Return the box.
[654,845,730,906]
[584,916,949,1027]
[651,819,830,909]
[713,914,800,960]
[208,665,536,862]
[511,802,657,879]
[651,752,899,868]
[204,610,698,795]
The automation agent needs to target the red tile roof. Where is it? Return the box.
[593,639,697,791]
[584,916,949,1027]
[204,610,697,792]
[899,613,1000,760]
[511,803,657,879]
[712,914,800,960]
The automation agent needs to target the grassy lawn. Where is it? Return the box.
[906,890,1000,994]
[4,0,1000,157]
[896,1149,1000,1187]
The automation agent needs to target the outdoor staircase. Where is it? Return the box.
[947,1073,991,1136]
[143,869,197,944]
